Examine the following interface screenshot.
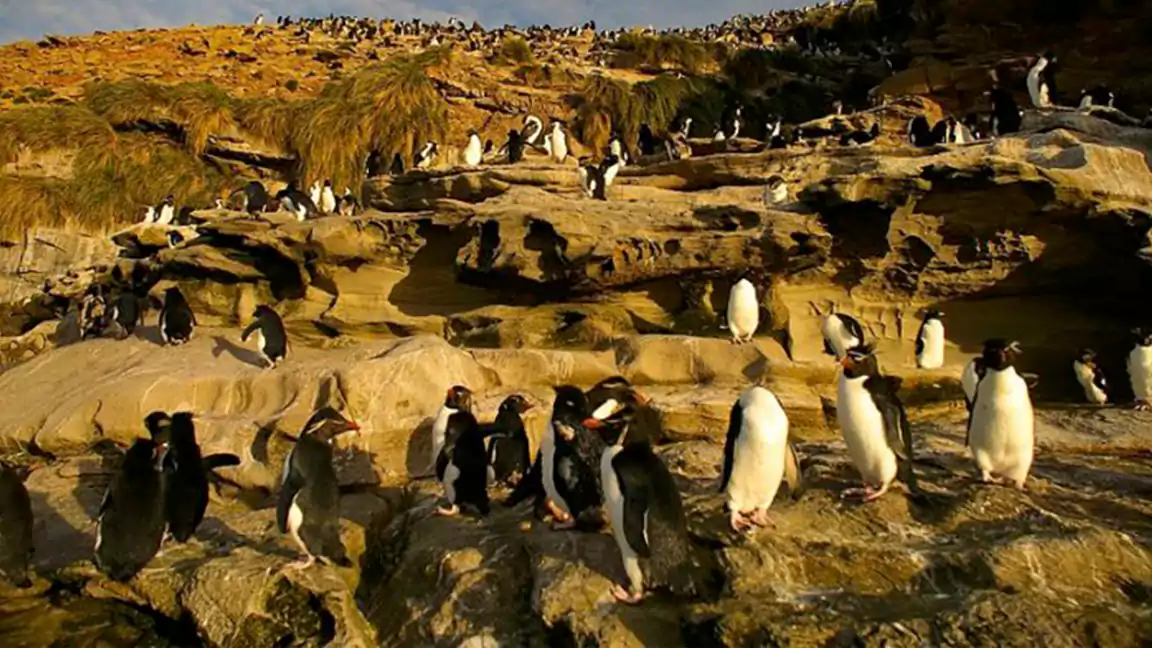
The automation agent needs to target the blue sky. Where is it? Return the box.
[0,0,806,44]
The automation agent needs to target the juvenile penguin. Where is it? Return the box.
[1026,52,1056,108]
[549,122,568,163]
[159,286,196,346]
[1127,328,1152,410]
[277,408,360,568]
[764,175,788,206]
[241,305,289,368]
[505,129,525,164]
[95,436,169,581]
[837,345,916,501]
[108,290,144,339]
[726,274,759,344]
[0,464,33,587]
[967,339,1033,489]
[149,412,240,542]
[485,395,534,487]
[319,180,337,214]
[414,142,438,169]
[463,130,483,167]
[720,386,801,532]
[231,181,271,215]
[431,386,474,474]
[585,400,697,604]
[435,407,490,516]
[915,310,946,369]
[1073,348,1108,405]
[822,313,865,359]
[275,184,317,221]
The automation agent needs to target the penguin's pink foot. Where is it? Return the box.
[1134,400,1151,411]
[862,484,890,502]
[840,486,874,500]
[286,555,315,570]
[729,512,753,532]
[611,584,645,605]
[750,509,773,527]
[552,516,576,531]
[436,504,460,517]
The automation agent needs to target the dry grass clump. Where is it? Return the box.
[575,75,716,154]
[611,33,712,74]
[493,37,535,66]
[84,80,236,155]
[0,105,116,164]
[514,64,581,89]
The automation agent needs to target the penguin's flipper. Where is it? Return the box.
[866,376,913,462]
[504,450,541,507]
[719,400,741,493]
[914,329,925,358]
[783,443,803,498]
[276,466,303,534]
[203,453,241,471]
[240,320,260,342]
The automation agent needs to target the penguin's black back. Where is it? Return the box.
[553,427,603,522]
[113,292,141,335]
[508,131,524,163]
[278,435,348,565]
[0,465,33,587]
[446,411,490,515]
[163,414,208,543]
[244,307,288,361]
[161,289,195,342]
[96,439,167,581]
[243,181,270,213]
[486,409,530,487]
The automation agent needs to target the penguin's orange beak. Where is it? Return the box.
[445,388,454,397]
[346,421,361,434]
[581,417,604,429]
[522,403,535,411]
[840,356,852,369]
[631,390,650,405]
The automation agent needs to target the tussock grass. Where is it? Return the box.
[493,37,535,66]
[575,75,719,153]
[84,80,236,155]
[514,64,581,88]
[611,34,712,74]
[233,98,302,151]
[0,105,116,164]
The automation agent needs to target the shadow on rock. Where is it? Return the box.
[211,336,265,368]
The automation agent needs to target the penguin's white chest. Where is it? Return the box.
[1128,346,1152,400]
[961,359,980,404]
[1073,361,1107,404]
[540,420,569,514]
[441,461,461,504]
[837,376,898,486]
[320,188,337,213]
[252,328,266,354]
[916,319,945,369]
[431,406,455,466]
[726,405,788,512]
[464,138,482,166]
[600,445,641,557]
[765,183,788,205]
[727,280,759,340]
[969,368,1034,483]
[287,494,307,553]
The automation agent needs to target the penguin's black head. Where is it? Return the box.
[1078,348,1098,365]
[169,412,196,445]
[163,195,175,205]
[1043,51,1056,63]
[551,385,589,442]
[499,394,534,415]
[144,411,172,440]
[253,304,276,320]
[1133,328,1152,347]
[508,129,520,139]
[301,407,360,442]
[444,385,474,413]
[581,403,638,447]
[766,174,785,188]
[981,338,1022,371]
[841,344,878,379]
[923,309,944,321]
[324,179,332,187]
[869,122,880,135]
[126,437,168,473]
[601,154,620,168]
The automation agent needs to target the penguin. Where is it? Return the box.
[549,122,568,163]
[240,305,289,368]
[309,181,322,207]
[522,115,544,145]
[319,180,337,214]
[989,86,1023,136]
[967,339,1033,489]
[390,152,405,176]
[484,395,534,487]
[720,105,742,140]
[532,386,601,529]
[763,175,788,207]
[961,357,984,410]
[166,231,184,249]
[156,196,175,225]
[839,122,880,146]
[1127,328,1152,410]
[158,286,196,346]
[608,133,629,167]
[578,159,603,199]
[720,386,801,532]
[95,436,169,581]
[230,181,271,215]
[637,124,658,156]
[1026,52,1056,108]
[837,345,916,501]
[78,284,108,340]
[821,313,865,359]
[253,12,265,26]
[1072,348,1108,405]
[431,386,474,474]
[598,154,622,199]
[435,407,489,516]
[108,290,144,339]
[915,310,945,369]
[929,118,950,146]
[148,412,241,542]
[277,408,360,568]
[275,184,318,221]
[463,130,483,167]
[583,399,697,604]
[712,126,728,143]
[673,116,693,139]
[0,464,33,588]
[907,115,933,147]
[505,129,524,164]
[337,188,359,216]
[963,113,984,141]
[726,274,759,344]
[141,206,156,224]
[414,141,438,169]
[763,118,782,145]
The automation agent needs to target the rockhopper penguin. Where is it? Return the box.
[720,386,801,532]
[967,339,1033,489]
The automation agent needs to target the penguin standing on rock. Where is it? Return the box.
[435,406,490,516]
[578,158,605,199]
[149,412,240,542]
[390,153,405,176]
[989,86,1023,136]
[414,141,439,169]
[915,310,946,369]
[430,386,474,475]
[0,464,34,588]
[967,339,1033,489]
[522,115,544,146]
[504,129,524,164]
[585,398,698,604]
[548,122,568,163]
[837,345,916,501]
[159,287,196,346]
[319,180,337,214]
[485,395,534,487]
[95,436,170,581]
[241,305,289,368]
[1073,348,1108,405]
[275,183,317,221]
[1027,52,1057,108]
[763,175,788,206]
[277,408,360,569]
[822,313,865,360]
[726,273,759,344]
[156,196,176,226]
[721,386,801,532]
[608,133,629,167]
[463,130,483,167]
[1127,329,1152,410]
[108,291,144,339]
